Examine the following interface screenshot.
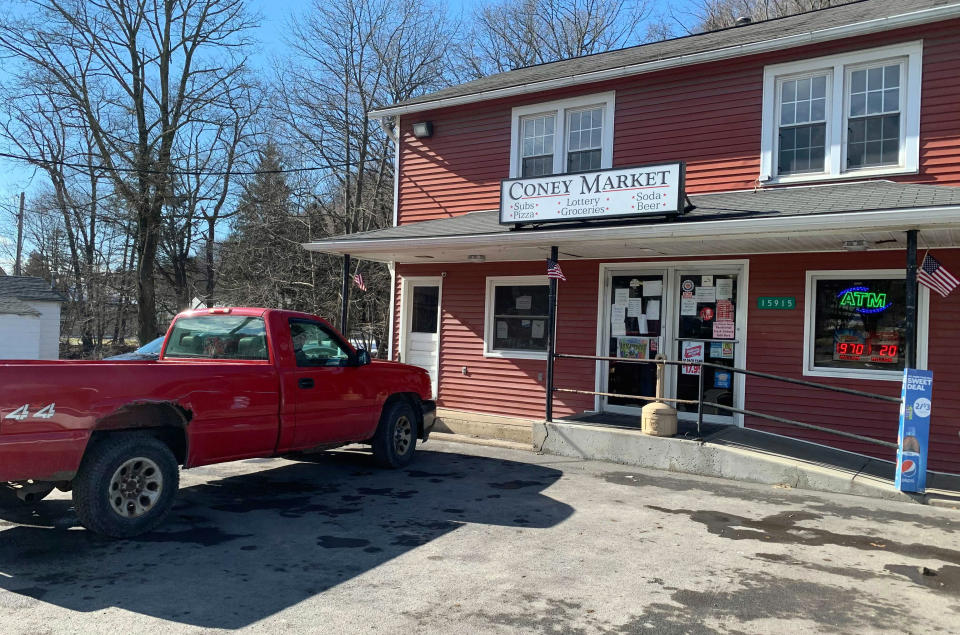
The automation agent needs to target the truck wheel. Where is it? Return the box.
[372,400,418,468]
[72,433,179,538]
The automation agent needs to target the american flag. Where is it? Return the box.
[918,253,958,298]
[353,272,367,291]
[546,258,566,281]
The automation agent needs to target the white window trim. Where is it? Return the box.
[761,41,922,184]
[802,269,929,382]
[484,275,551,360]
[510,92,615,178]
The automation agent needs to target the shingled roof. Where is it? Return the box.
[0,297,42,317]
[312,181,960,244]
[371,0,960,117]
[0,276,66,302]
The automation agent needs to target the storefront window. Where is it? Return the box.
[485,277,550,357]
[808,274,907,376]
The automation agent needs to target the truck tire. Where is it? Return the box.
[371,399,418,468]
[72,433,179,538]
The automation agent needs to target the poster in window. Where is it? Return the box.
[680,297,697,316]
[531,320,545,339]
[694,286,716,303]
[611,306,627,336]
[702,275,714,287]
[681,340,704,375]
[516,295,532,311]
[643,280,662,296]
[716,299,734,321]
[614,288,630,306]
[496,321,508,339]
[617,336,649,360]
[714,370,732,389]
[646,300,660,320]
[713,320,735,339]
[627,298,644,317]
[716,278,733,300]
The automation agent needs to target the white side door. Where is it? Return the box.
[400,277,442,398]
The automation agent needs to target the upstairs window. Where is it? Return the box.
[846,62,902,169]
[761,42,921,183]
[511,92,614,178]
[777,74,828,175]
[566,107,603,173]
[520,114,555,177]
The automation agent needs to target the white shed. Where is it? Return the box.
[0,276,66,360]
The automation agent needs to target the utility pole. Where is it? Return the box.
[14,192,24,276]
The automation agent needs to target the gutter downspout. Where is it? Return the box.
[382,115,400,360]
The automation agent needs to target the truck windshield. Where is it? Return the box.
[164,315,269,360]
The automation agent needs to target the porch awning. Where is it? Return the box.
[303,181,960,263]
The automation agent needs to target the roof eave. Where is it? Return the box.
[302,205,960,258]
[369,2,960,119]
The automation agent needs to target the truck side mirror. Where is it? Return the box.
[356,349,372,366]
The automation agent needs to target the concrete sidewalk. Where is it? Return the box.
[532,419,960,507]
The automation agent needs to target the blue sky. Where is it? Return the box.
[0,0,698,221]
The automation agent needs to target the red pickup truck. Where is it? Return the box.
[0,307,435,537]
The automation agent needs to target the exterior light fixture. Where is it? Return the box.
[467,254,486,263]
[842,239,869,251]
[412,121,433,138]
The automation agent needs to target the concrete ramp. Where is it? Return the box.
[534,420,960,506]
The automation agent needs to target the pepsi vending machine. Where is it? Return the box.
[896,368,933,493]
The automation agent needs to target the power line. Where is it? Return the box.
[0,151,383,176]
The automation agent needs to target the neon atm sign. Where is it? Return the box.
[837,286,892,314]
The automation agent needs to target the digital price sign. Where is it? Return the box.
[834,342,899,363]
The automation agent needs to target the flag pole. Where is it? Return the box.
[545,246,559,423]
[341,253,351,334]
[905,230,918,369]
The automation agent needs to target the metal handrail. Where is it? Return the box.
[553,353,900,403]
[549,352,900,450]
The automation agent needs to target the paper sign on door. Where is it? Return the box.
[681,341,704,375]
[712,320,735,339]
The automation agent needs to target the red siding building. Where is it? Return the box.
[308,0,960,475]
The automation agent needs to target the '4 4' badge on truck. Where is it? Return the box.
[4,404,56,421]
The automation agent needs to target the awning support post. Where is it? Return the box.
[341,253,351,334]
[545,246,559,422]
[905,230,918,369]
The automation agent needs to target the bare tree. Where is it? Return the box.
[0,0,256,342]
[459,0,653,78]
[685,0,855,32]
[264,0,454,344]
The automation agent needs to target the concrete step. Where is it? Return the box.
[427,432,532,453]
[534,419,959,505]
[433,408,534,444]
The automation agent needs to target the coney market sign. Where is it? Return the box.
[500,162,686,226]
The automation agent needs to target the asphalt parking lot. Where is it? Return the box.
[0,439,958,634]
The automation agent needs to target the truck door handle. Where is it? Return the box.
[298,378,315,389]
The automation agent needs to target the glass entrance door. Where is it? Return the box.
[603,272,666,414]
[673,270,740,423]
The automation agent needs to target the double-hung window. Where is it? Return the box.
[777,74,828,175]
[761,42,921,183]
[511,93,614,178]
